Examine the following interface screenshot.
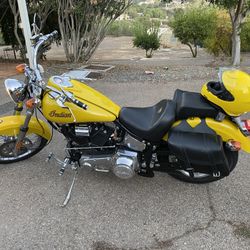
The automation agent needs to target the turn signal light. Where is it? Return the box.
[26,98,35,109]
[226,140,241,151]
[16,64,26,73]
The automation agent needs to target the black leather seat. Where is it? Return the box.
[173,89,219,120]
[119,100,176,142]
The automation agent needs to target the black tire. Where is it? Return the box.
[167,147,238,184]
[0,134,48,164]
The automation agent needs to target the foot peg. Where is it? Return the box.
[46,153,72,176]
[59,158,71,176]
[46,152,64,165]
[46,152,54,163]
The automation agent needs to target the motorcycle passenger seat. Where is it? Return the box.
[173,89,219,120]
[119,100,176,142]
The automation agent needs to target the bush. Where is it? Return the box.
[133,17,160,58]
[204,10,232,57]
[0,31,5,45]
[107,20,133,37]
[144,8,166,19]
[203,12,250,56]
[169,6,217,57]
[241,18,250,52]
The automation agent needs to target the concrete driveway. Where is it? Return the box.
[0,39,250,249]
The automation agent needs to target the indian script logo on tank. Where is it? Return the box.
[49,110,72,118]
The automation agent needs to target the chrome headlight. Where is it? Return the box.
[4,79,26,103]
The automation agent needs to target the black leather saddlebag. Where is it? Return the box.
[168,120,230,176]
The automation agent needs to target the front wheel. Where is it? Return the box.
[166,147,238,184]
[0,133,48,164]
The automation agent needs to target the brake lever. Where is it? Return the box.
[60,88,88,110]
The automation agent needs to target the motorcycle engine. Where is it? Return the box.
[112,133,145,179]
[61,123,115,147]
[62,124,145,179]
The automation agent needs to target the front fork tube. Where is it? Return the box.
[14,107,34,153]
[13,102,24,116]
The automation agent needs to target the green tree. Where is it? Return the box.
[241,18,250,52]
[208,0,250,66]
[169,6,217,57]
[0,0,19,46]
[0,0,57,59]
[57,0,132,62]
[204,9,232,56]
[203,11,250,56]
[133,17,160,58]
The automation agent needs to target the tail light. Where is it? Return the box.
[243,120,250,132]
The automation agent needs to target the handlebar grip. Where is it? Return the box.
[51,30,58,39]
[72,99,88,110]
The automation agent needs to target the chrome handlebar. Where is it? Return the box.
[32,30,58,84]
[28,31,88,110]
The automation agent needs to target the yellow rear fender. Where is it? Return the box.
[205,118,250,153]
[0,116,52,141]
[164,117,250,153]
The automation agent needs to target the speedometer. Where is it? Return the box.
[51,76,73,88]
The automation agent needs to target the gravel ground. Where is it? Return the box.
[0,37,250,250]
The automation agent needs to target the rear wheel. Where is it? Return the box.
[0,133,47,164]
[166,147,238,184]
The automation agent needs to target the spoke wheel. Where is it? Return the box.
[0,134,47,164]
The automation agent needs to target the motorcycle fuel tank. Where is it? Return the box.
[41,76,121,123]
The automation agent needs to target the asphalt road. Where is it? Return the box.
[0,42,250,249]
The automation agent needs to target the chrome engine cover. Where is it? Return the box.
[79,149,139,179]
[113,150,138,179]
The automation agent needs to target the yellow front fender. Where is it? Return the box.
[0,116,52,141]
[164,117,250,153]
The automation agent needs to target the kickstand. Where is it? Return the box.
[61,170,78,207]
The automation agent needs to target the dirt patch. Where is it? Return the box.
[0,62,18,79]
[92,241,127,250]
[233,223,250,239]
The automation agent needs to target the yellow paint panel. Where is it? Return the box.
[0,116,51,140]
[186,117,201,128]
[43,78,121,123]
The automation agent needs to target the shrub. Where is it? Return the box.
[204,10,232,57]
[203,12,250,56]
[0,31,5,45]
[107,20,133,37]
[133,17,160,58]
[144,8,166,19]
[241,18,250,52]
[169,6,217,57]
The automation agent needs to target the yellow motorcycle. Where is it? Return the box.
[1,31,250,205]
